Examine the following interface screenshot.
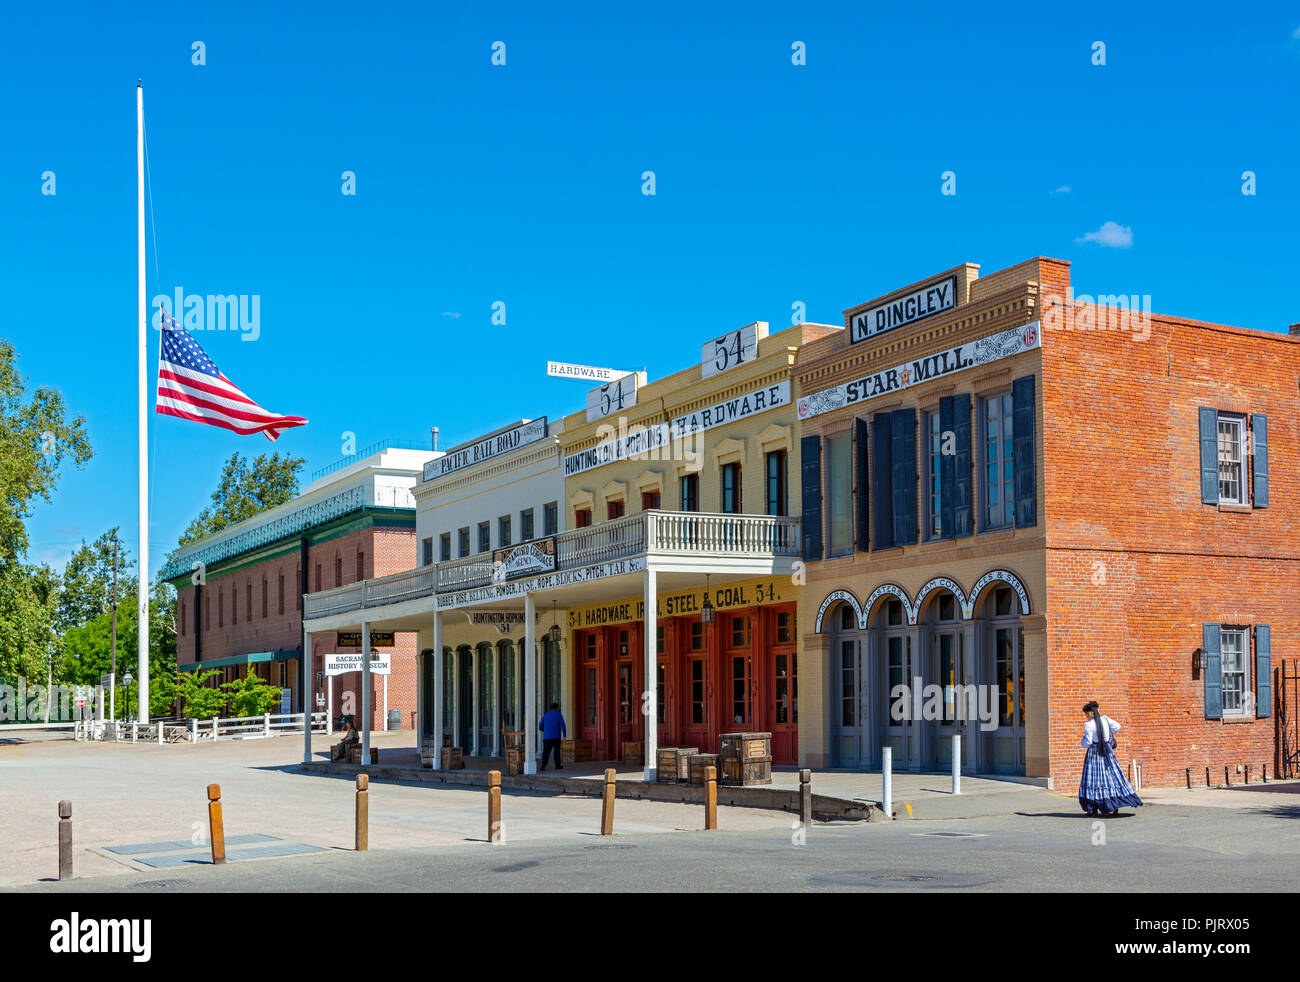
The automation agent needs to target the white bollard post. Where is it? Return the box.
[212,716,219,741]
[264,712,271,738]
[951,733,961,795]
[882,746,893,818]
[190,718,198,744]
[131,721,138,744]
[157,720,164,744]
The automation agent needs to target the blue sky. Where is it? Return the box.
[2,2,1297,578]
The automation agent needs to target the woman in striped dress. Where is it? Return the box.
[1078,701,1142,816]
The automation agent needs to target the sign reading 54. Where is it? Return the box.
[702,322,767,379]
[586,372,641,422]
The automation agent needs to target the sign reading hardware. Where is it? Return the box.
[492,538,557,582]
[547,361,633,383]
[337,631,394,648]
[564,380,791,477]
[586,373,642,422]
[566,576,789,628]
[701,322,767,379]
[797,322,1040,420]
[423,418,548,482]
[324,652,391,676]
[850,275,957,343]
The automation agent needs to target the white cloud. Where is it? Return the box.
[1293,25,1300,39]
[441,311,462,319]
[1051,185,1071,194]
[1075,220,1133,248]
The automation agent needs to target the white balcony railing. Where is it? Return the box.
[302,511,801,620]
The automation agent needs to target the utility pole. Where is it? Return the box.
[110,531,119,721]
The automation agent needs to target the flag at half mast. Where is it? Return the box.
[156,310,307,441]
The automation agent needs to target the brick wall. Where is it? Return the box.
[1041,279,1300,788]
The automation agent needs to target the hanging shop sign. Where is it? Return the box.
[798,321,1040,420]
[423,418,549,482]
[547,361,633,383]
[336,631,395,648]
[565,575,791,629]
[324,652,391,676]
[850,275,957,343]
[563,380,791,477]
[586,373,644,422]
[438,557,649,611]
[701,322,767,379]
[492,538,557,582]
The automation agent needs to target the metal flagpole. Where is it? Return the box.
[137,80,150,723]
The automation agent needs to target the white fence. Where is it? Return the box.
[74,712,328,744]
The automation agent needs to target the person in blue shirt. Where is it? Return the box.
[538,702,567,771]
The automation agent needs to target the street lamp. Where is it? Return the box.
[121,671,133,721]
[700,574,715,626]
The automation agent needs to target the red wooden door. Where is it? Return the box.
[612,625,642,754]
[577,630,604,756]
[655,621,674,747]
[682,616,712,752]
[767,606,798,764]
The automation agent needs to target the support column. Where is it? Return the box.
[327,676,334,732]
[361,621,372,766]
[301,627,312,764]
[492,644,501,757]
[451,648,460,752]
[431,611,443,771]
[524,593,537,775]
[643,568,658,782]
[470,645,480,757]
[383,674,389,731]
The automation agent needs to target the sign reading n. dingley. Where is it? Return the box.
[564,380,791,477]
[797,322,1040,420]
[850,275,957,343]
[423,418,548,482]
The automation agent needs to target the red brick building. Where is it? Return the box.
[796,257,1298,791]
[166,447,436,731]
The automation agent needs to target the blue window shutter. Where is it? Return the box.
[1198,407,1219,504]
[1251,414,1269,508]
[872,414,894,549]
[951,394,973,538]
[1012,375,1037,528]
[855,417,870,552]
[1203,623,1222,720]
[938,397,955,540]
[892,408,918,547]
[1255,624,1271,718]
[800,435,822,561]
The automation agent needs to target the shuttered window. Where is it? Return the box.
[871,414,894,549]
[826,433,853,556]
[1012,375,1036,528]
[799,435,822,560]
[854,418,869,552]
[890,408,918,547]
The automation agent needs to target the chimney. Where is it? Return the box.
[1289,323,1300,337]
[431,426,439,452]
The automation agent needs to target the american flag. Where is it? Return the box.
[156,310,307,441]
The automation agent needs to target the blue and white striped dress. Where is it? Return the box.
[1078,715,1142,814]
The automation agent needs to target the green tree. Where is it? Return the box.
[176,451,305,547]
[60,593,177,717]
[0,562,58,685]
[55,528,131,636]
[221,670,282,718]
[175,668,225,720]
[0,339,93,564]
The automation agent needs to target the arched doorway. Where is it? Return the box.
[873,594,917,770]
[978,584,1026,774]
[831,600,869,767]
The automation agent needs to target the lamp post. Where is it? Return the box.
[121,671,134,721]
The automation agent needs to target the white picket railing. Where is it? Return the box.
[74,712,327,744]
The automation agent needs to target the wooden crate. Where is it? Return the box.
[688,753,720,785]
[441,747,464,770]
[720,755,772,786]
[656,747,700,782]
[720,732,772,762]
[621,741,644,767]
[562,739,593,764]
[505,746,526,776]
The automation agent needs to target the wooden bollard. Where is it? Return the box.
[600,768,616,835]
[1244,765,1250,785]
[799,769,812,832]
[355,774,369,851]
[1263,764,1268,784]
[1224,766,1230,788]
[1185,768,1191,790]
[207,784,227,865]
[487,770,502,844]
[705,765,718,830]
[1205,767,1210,787]
[58,801,73,880]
